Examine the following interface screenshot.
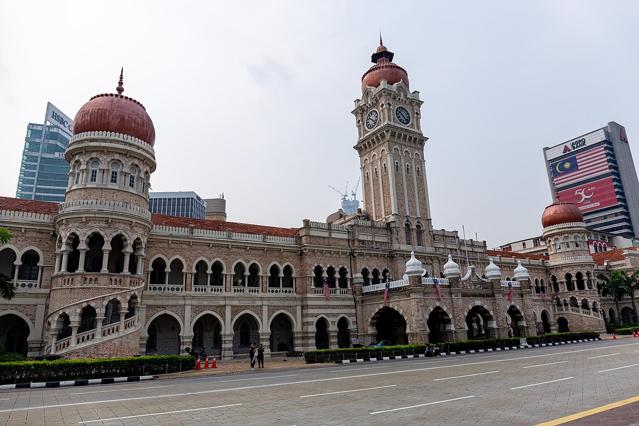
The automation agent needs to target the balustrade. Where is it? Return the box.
[54,336,71,352]
[148,284,184,294]
[12,280,39,290]
[267,287,295,295]
[232,286,261,295]
[313,287,352,295]
[192,285,224,295]
[102,322,121,337]
[75,329,96,345]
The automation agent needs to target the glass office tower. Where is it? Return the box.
[149,191,207,219]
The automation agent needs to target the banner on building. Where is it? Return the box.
[45,102,73,135]
[556,177,618,214]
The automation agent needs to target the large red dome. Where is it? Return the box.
[541,202,584,227]
[361,40,409,92]
[73,71,155,146]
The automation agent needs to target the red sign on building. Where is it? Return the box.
[556,177,618,214]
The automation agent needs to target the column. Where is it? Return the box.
[49,328,58,354]
[122,250,132,275]
[101,249,110,273]
[221,334,234,360]
[54,252,62,274]
[77,248,87,273]
[95,316,105,339]
[119,309,128,331]
[69,320,79,347]
[136,255,145,275]
[329,330,338,349]
[60,250,69,273]
[259,332,271,358]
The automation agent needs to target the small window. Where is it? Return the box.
[129,175,135,188]
[416,166,420,177]
[110,163,121,184]
[406,164,410,174]
[395,161,399,172]
[89,160,99,183]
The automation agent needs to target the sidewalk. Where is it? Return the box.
[160,357,329,379]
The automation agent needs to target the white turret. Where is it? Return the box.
[484,258,502,280]
[405,251,424,276]
[443,254,461,278]
[513,260,530,281]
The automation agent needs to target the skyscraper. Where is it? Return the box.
[16,103,73,202]
[149,191,207,219]
[544,122,639,238]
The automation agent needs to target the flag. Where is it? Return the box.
[323,278,330,301]
[551,146,608,187]
[383,280,390,305]
[507,282,513,303]
[433,278,442,300]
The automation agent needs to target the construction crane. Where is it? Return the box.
[328,179,360,215]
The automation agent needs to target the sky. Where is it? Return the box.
[1,1,638,247]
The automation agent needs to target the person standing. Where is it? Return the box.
[257,343,265,368]
[249,343,256,370]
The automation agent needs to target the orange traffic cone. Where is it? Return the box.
[196,355,201,370]
[204,355,209,369]
[211,356,217,368]
[613,333,617,340]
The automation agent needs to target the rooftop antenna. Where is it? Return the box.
[462,225,470,267]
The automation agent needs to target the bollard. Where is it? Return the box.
[211,356,217,368]
[195,355,201,370]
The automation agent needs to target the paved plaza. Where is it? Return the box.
[0,339,638,425]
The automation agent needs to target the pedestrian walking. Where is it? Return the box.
[257,343,265,368]
[249,343,256,370]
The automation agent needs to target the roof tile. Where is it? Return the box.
[151,214,299,238]
[0,196,59,215]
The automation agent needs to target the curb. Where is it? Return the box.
[333,338,601,364]
[0,375,157,390]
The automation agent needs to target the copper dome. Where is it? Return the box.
[361,39,409,92]
[541,202,584,227]
[73,70,155,146]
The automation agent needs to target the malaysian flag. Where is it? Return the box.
[551,146,608,187]
[322,277,330,301]
[383,280,390,305]
[433,278,442,300]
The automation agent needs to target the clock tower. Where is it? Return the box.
[353,39,432,246]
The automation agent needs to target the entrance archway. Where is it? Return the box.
[337,317,350,348]
[270,313,294,352]
[0,314,29,355]
[507,306,525,337]
[233,313,260,354]
[621,307,635,325]
[146,313,181,355]
[557,317,569,333]
[371,307,407,345]
[314,317,329,349]
[541,310,551,333]
[192,314,222,356]
[427,307,452,343]
[466,306,493,339]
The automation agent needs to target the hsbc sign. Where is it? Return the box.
[545,129,606,161]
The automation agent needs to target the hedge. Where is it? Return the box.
[0,355,195,385]
[0,353,25,363]
[304,332,600,363]
[615,326,639,335]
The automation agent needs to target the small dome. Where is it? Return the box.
[541,202,583,228]
[513,260,529,280]
[73,69,156,146]
[405,251,424,276]
[443,254,461,278]
[361,40,409,92]
[484,258,501,280]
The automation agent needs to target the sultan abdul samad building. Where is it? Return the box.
[0,41,634,359]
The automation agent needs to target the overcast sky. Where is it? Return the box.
[1,1,638,246]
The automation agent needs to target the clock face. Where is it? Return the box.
[395,106,411,125]
[365,110,379,130]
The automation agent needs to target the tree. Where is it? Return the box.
[598,270,638,325]
[0,227,15,300]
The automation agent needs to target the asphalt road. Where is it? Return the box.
[1,339,638,425]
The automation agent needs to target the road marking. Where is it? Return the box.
[69,384,176,395]
[4,342,636,413]
[598,363,639,373]
[523,361,569,369]
[370,395,475,415]
[537,394,639,425]
[77,403,242,424]
[300,384,396,398]
[217,374,298,383]
[588,353,620,360]
[433,370,499,381]
[510,377,573,390]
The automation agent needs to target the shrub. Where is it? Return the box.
[615,326,639,335]
[0,353,25,362]
[0,355,195,385]
[303,332,600,363]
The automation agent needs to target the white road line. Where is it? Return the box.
[588,353,620,360]
[598,363,639,373]
[433,371,499,381]
[300,384,396,398]
[77,403,242,424]
[69,384,176,395]
[4,342,636,413]
[370,395,475,415]
[510,377,574,390]
[216,374,298,383]
[523,360,569,369]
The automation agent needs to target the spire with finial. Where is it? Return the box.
[116,67,124,94]
[379,31,383,46]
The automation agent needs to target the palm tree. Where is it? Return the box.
[598,270,638,325]
[0,228,15,300]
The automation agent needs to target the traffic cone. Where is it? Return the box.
[613,333,617,340]
[196,355,201,370]
[211,356,217,368]
[204,355,209,369]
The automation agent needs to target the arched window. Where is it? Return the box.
[534,278,540,294]
[338,267,348,288]
[110,162,121,185]
[150,258,166,284]
[89,160,99,183]
[18,250,40,281]
[313,265,323,288]
[269,264,281,288]
[569,296,578,308]
[576,272,585,290]
[372,268,381,285]
[581,299,589,310]
[248,263,260,287]
[565,273,575,291]
[193,260,208,286]
[107,234,126,273]
[233,263,246,287]
[326,266,336,288]
[415,224,423,246]
[540,279,546,294]
[361,268,370,286]
[73,162,81,185]
[211,261,224,286]
[128,165,138,189]
[168,259,184,285]
[382,268,390,281]
[405,223,412,245]
[282,265,294,288]
[551,275,559,293]
[85,233,104,272]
